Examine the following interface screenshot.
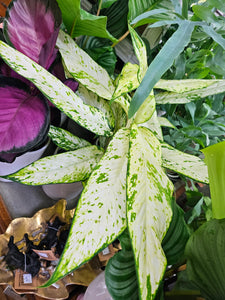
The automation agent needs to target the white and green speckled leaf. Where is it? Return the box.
[155,80,225,104]
[112,63,139,99]
[57,30,114,100]
[76,84,115,129]
[158,117,176,129]
[0,41,113,137]
[127,124,173,300]
[154,79,220,93]
[44,128,130,285]
[141,111,163,140]
[134,90,155,124]
[129,25,148,82]
[161,143,209,184]
[6,146,103,185]
[48,125,91,151]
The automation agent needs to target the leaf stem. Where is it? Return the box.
[97,0,103,16]
[111,30,130,48]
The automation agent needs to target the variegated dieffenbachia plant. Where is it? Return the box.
[2,23,225,299]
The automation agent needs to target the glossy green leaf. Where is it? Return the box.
[161,143,209,183]
[130,8,179,28]
[44,128,130,286]
[105,229,139,300]
[56,30,115,100]
[128,20,195,118]
[112,63,139,99]
[155,80,225,104]
[127,124,173,299]
[192,4,217,23]
[128,0,161,22]
[162,199,190,265]
[56,0,117,42]
[186,219,225,300]
[134,91,155,124]
[102,0,119,9]
[0,41,113,137]
[48,125,91,151]
[129,25,147,82]
[5,146,103,184]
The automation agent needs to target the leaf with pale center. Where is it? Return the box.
[155,80,225,104]
[134,91,155,124]
[48,126,91,151]
[0,41,113,137]
[112,63,139,99]
[127,124,173,299]
[5,146,103,185]
[129,25,148,82]
[56,30,114,100]
[161,143,209,184]
[43,128,130,286]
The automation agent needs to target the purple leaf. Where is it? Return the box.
[3,0,62,68]
[0,76,50,153]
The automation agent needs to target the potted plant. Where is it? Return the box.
[1,0,225,299]
[0,0,78,172]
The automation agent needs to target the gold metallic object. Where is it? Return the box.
[0,199,101,299]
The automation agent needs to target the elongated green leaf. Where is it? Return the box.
[112,63,139,99]
[127,124,173,299]
[128,20,195,118]
[134,91,155,124]
[130,8,179,27]
[201,24,225,50]
[5,146,103,184]
[105,229,139,300]
[56,0,117,42]
[154,79,219,93]
[129,25,147,82]
[0,41,113,137]
[57,30,114,100]
[48,125,91,151]
[161,143,209,183]
[44,128,130,286]
[102,0,119,9]
[128,0,161,22]
[76,84,115,129]
[155,80,225,104]
[192,5,217,23]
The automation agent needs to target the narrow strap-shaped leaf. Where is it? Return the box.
[201,24,225,50]
[5,146,103,184]
[48,125,91,151]
[128,20,195,118]
[161,142,209,184]
[154,79,219,93]
[43,128,130,286]
[0,41,113,137]
[129,25,147,82]
[155,80,225,104]
[56,30,114,100]
[127,124,173,299]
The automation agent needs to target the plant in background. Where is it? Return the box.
[185,141,225,300]
[1,0,225,299]
[0,0,78,163]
